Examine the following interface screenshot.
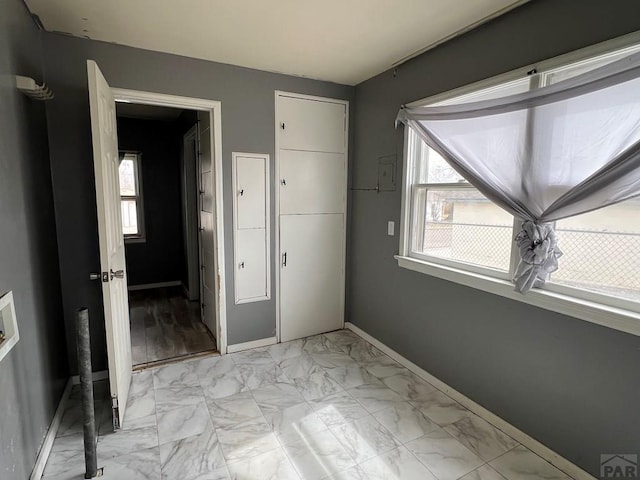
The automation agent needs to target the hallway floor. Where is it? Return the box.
[42,330,574,480]
[129,287,216,367]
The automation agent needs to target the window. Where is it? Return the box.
[118,152,145,242]
[407,77,531,277]
[399,38,640,332]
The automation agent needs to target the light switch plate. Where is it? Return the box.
[387,221,395,236]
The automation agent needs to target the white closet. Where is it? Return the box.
[233,152,270,303]
[276,92,348,342]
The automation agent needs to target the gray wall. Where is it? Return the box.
[349,0,640,476]
[0,1,69,478]
[117,117,185,286]
[41,33,354,371]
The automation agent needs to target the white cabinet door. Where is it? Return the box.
[280,214,344,342]
[235,155,267,229]
[87,60,131,429]
[279,150,345,215]
[236,229,268,301]
[278,96,346,153]
[233,153,270,304]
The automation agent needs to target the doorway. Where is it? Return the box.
[88,61,227,426]
[111,89,228,363]
[115,102,220,368]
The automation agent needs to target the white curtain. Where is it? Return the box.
[397,52,640,292]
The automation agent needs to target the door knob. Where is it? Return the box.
[110,269,125,280]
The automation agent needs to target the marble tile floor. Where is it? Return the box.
[42,329,574,480]
[129,287,217,367]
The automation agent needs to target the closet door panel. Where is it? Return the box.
[278,96,346,153]
[280,214,344,342]
[236,155,267,229]
[279,150,345,215]
[236,228,268,302]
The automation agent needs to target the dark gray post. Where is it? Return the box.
[75,308,98,479]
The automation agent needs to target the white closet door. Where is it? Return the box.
[236,156,267,229]
[236,229,268,301]
[278,96,346,153]
[280,214,344,342]
[279,150,345,215]
[233,153,270,304]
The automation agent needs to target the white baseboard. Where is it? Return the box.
[344,322,595,480]
[128,281,182,291]
[30,379,73,480]
[72,369,108,385]
[227,336,277,353]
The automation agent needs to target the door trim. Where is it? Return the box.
[274,91,349,343]
[111,88,228,355]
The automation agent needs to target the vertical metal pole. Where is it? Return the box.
[75,308,98,479]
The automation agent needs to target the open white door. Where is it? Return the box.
[197,112,217,337]
[88,60,131,429]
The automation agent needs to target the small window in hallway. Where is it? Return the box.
[119,152,145,241]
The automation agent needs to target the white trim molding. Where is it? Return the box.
[227,336,277,354]
[29,380,73,480]
[345,322,597,480]
[111,88,228,355]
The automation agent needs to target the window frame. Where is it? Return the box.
[407,134,518,280]
[397,31,640,337]
[119,151,146,244]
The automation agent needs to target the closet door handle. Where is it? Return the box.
[282,252,287,267]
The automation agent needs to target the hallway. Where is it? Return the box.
[130,287,217,367]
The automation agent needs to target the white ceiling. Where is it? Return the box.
[25,0,525,85]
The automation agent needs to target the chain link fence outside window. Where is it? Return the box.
[421,222,640,301]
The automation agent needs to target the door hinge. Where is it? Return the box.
[111,397,120,430]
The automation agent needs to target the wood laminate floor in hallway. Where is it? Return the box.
[130,286,217,367]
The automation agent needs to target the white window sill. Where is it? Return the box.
[395,255,640,337]
[125,236,146,245]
